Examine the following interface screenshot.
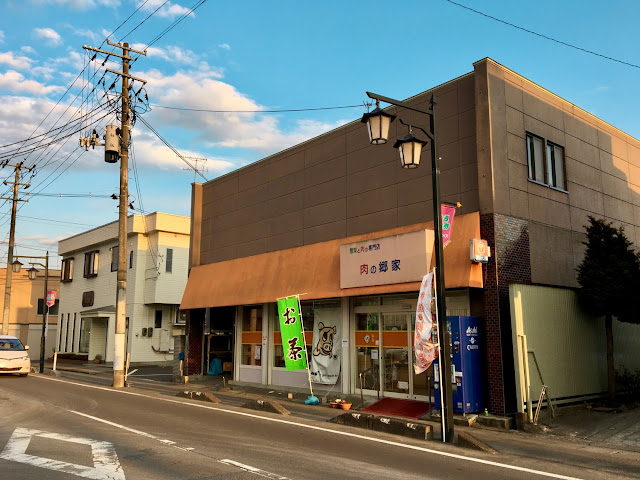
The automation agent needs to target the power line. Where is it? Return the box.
[144,0,209,49]
[444,0,640,69]
[149,103,363,113]
[137,115,208,181]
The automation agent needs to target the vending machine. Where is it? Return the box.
[433,316,484,414]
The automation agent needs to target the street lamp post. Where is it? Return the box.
[361,92,455,443]
[12,252,49,374]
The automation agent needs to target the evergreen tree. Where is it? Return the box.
[577,216,640,400]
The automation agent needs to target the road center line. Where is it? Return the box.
[38,375,582,480]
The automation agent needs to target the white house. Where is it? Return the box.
[57,212,189,364]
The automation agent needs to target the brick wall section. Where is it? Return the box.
[481,213,532,415]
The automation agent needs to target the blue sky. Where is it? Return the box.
[0,0,638,269]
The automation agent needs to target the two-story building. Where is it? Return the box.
[57,212,189,364]
[179,57,640,420]
[0,267,60,360]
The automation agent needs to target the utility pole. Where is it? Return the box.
[83,40,146,388]
[183,157,208,183]
[1,162,32,335]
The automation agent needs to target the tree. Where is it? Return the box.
[577,216,640,400]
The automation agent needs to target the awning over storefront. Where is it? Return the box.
[180,212,483,310]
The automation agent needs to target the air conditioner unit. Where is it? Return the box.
[174,310,187,325]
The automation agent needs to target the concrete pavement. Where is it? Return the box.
[44,361,640,458]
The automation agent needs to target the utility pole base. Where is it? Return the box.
[113,370,125,388]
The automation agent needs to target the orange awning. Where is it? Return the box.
[180,212,483,309]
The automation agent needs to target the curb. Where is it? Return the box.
[456,431,498,454]
[329,412,432,440]
[241,399,290,415]
[175,391,220,403]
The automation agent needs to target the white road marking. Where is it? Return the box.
[38,375,583,480]
[126,369,138,376]
[69,410,287,479]
[220,459,289,479]
[0,427,125,480]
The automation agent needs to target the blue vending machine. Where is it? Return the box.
[434,316,484,414]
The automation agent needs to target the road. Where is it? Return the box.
[0,374,637,480]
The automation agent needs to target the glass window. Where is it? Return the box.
[79,318,90,353]
[273,299,340,367]
[155,310,162,328]
[241,306,262,366]
[83,251,99,277]
[129,251,133,269]
[166,248,173,273]
[547,142,566,190]
[0,338,25,350]
[61,258,74,282]
[110,246,118,272]
[526,133,545,183]
[37,299,59,315]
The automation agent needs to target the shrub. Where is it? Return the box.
[616,367,640,402]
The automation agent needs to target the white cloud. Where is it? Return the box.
[0,31,5,43]
[219,43,231,51]
[143,68,345,155]
[139,0,193,19]
[0,71,63,95]
[21,46,36,55]
[31,0,118,8]
[0,52,34,70]
[70,27,101,43]
[138,45,201,67]
[34,27,62,47]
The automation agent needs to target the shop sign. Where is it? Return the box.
[441,204,457,248]
[469,239,491,263]
[340,229,434,288]
[276,296,308,371]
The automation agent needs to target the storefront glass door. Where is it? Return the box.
[355,304,430,401]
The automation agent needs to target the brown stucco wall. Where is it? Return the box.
[198,74,478,264]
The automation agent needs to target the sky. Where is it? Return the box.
[0,0,638,270]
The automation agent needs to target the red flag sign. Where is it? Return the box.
[46,290,56,307]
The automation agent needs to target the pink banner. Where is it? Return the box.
[46,290,56,307]
[441,204,457,248]
[414,272,438,375]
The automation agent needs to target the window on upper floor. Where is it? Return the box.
[526,132,567,191]
[61,258,74,282]
[166,248,173,273]
[83,250,99,278]
[129,251,133,269]
[37,299,59,315]
[110,246,118,272]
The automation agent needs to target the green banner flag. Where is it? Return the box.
[277,296,308,371]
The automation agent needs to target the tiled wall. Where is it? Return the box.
[199,74,479,264]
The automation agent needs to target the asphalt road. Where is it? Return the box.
[0,374,637,480]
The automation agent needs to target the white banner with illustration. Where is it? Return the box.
[414,271,438,374]
[309,308,341,385]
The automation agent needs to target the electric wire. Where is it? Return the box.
[144,0,208,49]
[137,115,208,181]
[149,103,363,113]
[444,0,640,69]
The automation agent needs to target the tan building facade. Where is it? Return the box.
[0,267,60,360]
[181,58,640,418]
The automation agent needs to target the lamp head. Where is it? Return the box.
[361,100,396,145]
[393,131,428,169]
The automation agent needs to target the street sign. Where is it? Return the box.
[46,290,56,307]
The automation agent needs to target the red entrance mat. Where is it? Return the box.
[362,398,431,419]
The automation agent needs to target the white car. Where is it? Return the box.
[0,335,31,377]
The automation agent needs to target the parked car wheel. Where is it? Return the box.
[19,373,28,377]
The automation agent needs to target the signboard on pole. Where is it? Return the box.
[276,296,308,371]
[441,204,457,249]
[46,291,56,307]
